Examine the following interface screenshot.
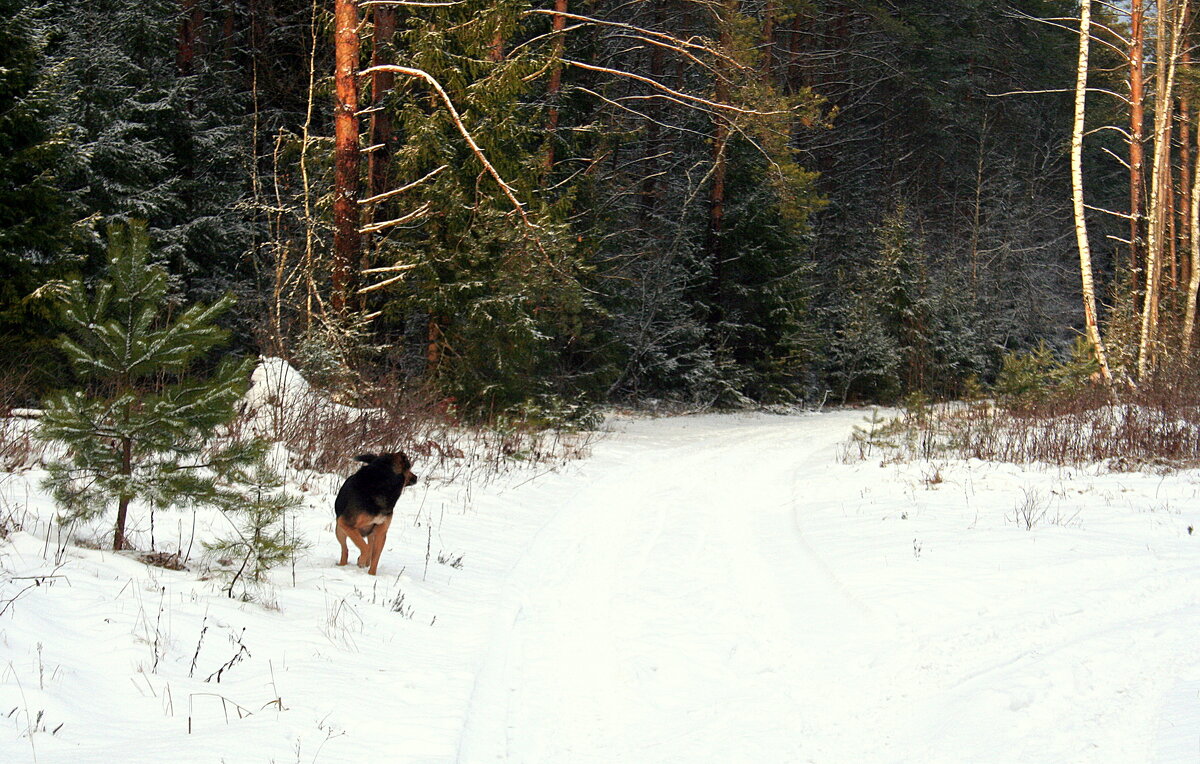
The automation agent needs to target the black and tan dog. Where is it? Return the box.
[334,452,418,575]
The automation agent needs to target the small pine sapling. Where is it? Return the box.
[204,456,305,600]
[38,221,258,550]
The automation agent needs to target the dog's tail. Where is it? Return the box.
[354,453,378,464]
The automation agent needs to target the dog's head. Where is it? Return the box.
[355,452,418,487]
[390,452,418,487]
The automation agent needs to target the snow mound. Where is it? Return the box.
[245,356,316,413]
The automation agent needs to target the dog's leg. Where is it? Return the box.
[355,527,373,568]
[367,516,391,576]
[337,516,370,567]
[336,517,350,566]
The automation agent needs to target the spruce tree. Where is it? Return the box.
[368,0,589,417]
[0,0,75,390]
[45,0,251,300]
[39,221,259,551]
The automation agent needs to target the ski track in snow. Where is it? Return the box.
[2,410,1200,763]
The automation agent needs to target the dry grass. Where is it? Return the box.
[237,362,597,485]
[0,370,46,472]
[851,369,1200,471]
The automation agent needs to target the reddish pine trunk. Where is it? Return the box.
[427,316,444,370]
[639,37,666,217]
[1129,0,1146,273]
[489,29,505,63]
[761,0,775,81]
[707,1,736,318]
[177,0,204,74]
[543,0,569,173]
[222,0,237,61]
[332,0,361,313]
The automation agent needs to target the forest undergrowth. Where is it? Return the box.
[845,348,1200,472]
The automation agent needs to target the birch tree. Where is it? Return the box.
[1071,0,1114,383]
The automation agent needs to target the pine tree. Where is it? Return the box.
[39,221,260,551]
[204,459,304,600]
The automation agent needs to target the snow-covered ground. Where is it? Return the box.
[2,408,1199,763]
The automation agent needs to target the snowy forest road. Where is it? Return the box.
[453,412,1200,764]
[456,412,903,762]
[4,409,1197,763]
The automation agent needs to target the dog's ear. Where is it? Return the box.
[354,453,378,464]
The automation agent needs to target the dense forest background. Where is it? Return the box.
[0,0,1163,418]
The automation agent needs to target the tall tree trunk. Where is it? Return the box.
[1072,0,1114,383]
[1169,150,1178,289]
[1129,0,1146,274]
[1184,134,1200,353]
[361,5,396,312]
[177,0,204,74]
[639,5,666,219]
[332,0,361,314]
[368,6,396,205]
[1139,0,1188,377]
[707,0,737,322]
[222,0,236,60]
[761,0,775,82]
[543,0,569,173]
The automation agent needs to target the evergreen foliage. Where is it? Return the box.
[0,0,1132,413]
[825,207,986,403]
[45,0,251,302]
[38,221,261,550]
[0,0,76,392]
[204,459,304,600]
[993,337,1101,404]
[365,0,593,417]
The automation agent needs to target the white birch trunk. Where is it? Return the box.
[1072,0,1114,383]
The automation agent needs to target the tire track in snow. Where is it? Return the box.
[456,412,880,763]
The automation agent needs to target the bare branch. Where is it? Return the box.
[1084,202,1135,219]
[357,203,432,234]
[988,87,1131,105]
[562,59,785,116]
[522,9,748,73]
[357,273,411,295]
[358,165,448,205]
[1007,9,1131,53]
[362,263,419,274]
[359,1,464,6]
[360,65,536,230]
[574,86,713,138]
[1100,146,1132,170]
